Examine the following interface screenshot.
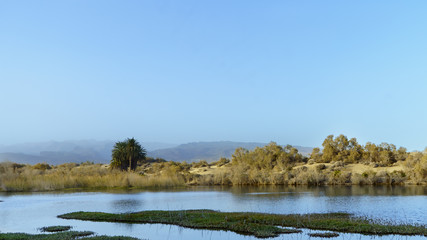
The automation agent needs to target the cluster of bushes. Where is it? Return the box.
[191,162,416,186]
[310,135,410,166]
[191,135,426,185]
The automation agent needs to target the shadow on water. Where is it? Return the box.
[111,199,143,212]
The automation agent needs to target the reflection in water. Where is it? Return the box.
[226,185,427,197]
[111,199,143,213]
[113,222,135,232]
[228,186,427,225]
[0,185,425,197]
[0,186,425,240]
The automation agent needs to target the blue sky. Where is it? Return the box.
[1,1,427,150]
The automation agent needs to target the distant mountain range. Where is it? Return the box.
[0,140,177,165]
[0,140,313,165]
[150,141,313,162]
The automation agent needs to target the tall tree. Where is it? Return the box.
[321,134,362,163]
[321,135,337,163]
[310,147,322,162]
[110,138,146,171]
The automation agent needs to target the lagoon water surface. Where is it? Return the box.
[0,186,426,240]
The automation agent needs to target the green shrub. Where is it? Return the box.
[33,163,51,170]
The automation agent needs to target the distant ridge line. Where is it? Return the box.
[0,140,313,165]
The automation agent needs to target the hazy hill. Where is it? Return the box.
[148,141,313,163]
[0,140,177,165]
[0,140,312,165]
[0,153,44,165]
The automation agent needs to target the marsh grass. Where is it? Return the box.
[0,163,186,192]
[308,232,340,238]
[0,230,140,240]
[39,225,72,232]
[0,227,143,240]
[58,210,427,238]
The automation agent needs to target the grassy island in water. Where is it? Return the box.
[0,231,138,240]
[58,210,427,238]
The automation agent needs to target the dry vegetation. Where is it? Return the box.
[0,156,425,192]
[0,135,426,192]
[0,161,186,192]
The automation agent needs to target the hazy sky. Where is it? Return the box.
[1,1,427,150]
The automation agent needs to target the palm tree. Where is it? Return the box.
[110,138,146,171]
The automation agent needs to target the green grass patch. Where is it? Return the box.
[39,225,72,232]
[0,231,138,240]
[58,210,427,238]
[308,232,340,238]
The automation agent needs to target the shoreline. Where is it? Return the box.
[0,161,425,192]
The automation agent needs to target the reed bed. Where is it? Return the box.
[0,162,185,192]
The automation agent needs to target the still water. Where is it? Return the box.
[0,186,426,240]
